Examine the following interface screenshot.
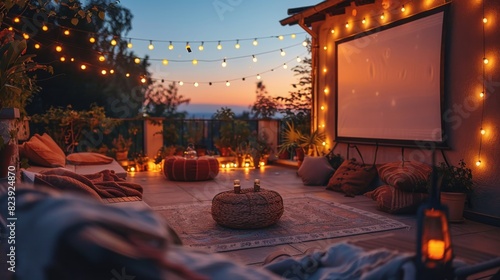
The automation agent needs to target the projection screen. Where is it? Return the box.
[336,7,446,145]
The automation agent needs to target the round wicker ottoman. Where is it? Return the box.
[211,188,284,229]
[163,156,219,181]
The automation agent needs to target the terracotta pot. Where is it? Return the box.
[115,150,129,161]
[440,192,466,223]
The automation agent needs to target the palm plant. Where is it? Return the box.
[299,129,326,157]
[278,122,303,157]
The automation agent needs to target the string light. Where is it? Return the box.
[134,57,141,64]
[483,57,489,64]
[80,64,87,70]
[302,40,308,47]
[141,77,146,83]
[331,29,335,34]
[179,81,184,86]
[345,22,349,28]
[22,33,29,39]
[198,42,204,51]
[280,49,286,56]
[148,40,154,50]
[110,39,117,46]
[60,56,65,62]
[283,63,288,69]
[278,35,284,40]
[380,13,385,20]
[476,160,481,166]
[13,17,20,23]
[162,59,168,65]
[401,5,406,12]
[64,29,70,35]
[98,55,105,62]
[253,38,258,46]
[42,25,48,31]
[192,59,198,65]
[362,18,366,24]
[168,41,174,50]
[483,17,487,24]
[110,69,115,74]
[296,56,302,62]
[221,58,227,67]
[226,81,230,86]
[235,40,240,49]
[55,45,62,52]
[194,82,199,87]
[186,42,192,52]
[217,41,222,50]
[291,33,296,39]
[127,39,133,48]
[252,55,257,62]
[256,74,261,80]
[34,43,40,49]
[480,91,485,98]
[89,36,96,43]
[480,128,486,135]
[126,73,130,77]
[101,69,107,75]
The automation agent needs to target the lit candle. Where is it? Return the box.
[427,239,445,260]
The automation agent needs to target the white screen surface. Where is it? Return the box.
[336,10,444,143]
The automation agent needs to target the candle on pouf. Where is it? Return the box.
[233,179,241,194]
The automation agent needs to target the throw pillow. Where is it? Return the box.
[297,156,335,186]
[67,152,114,165]
[377,161,431,192]
[326,159,377,196]
[23,135,66,167]
[35,133,66,159]
[365,184,429,214]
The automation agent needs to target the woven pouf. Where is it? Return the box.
[211,188,284,229]
[163,156,219,181]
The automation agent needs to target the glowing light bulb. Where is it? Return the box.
[70,58,75,62]
[291,33,296,39]
[110,39,117,46]
[345,22,349,28]
[221,59,227,67]
[127,40,133,48]
[321,105,325,110]
[322,141,326,146]
[80,64,87,70]
[323,46,327,50]
[278,35,284,40]
[324,88,329,94]
[252,55,257,62]
[480,128,486,135]
[480,91,485,98]
[226,81,230,86]
[217,41,222,50]
[168,41,174,50]
[42,25,48,31]
[380,13,385,20]
[198,42,204,51]
[89,37,96,43]
[192,59,198,65]
[110,69,114,74]
[141,77,146,83]
[283,63,288,69]
[323,68,327,73]
[302,40,308,47]
[34,43,40,49]
[179,81,184,86]
[257,74,261,80]
[401,5,406,12]
[55,45,62,52]
[194,82,199,87]
[98,55,105,62]
[101,69,107,75]
[253,38,258,46]
[280,49,286,56]
[126,73,130,77]
[8,27,13,31]
[14,17,20,23]
[162,59,168,65]
[235,40,240,49]
[483,57,489,64]
[331,29,335,34]
[296,56,302,62]
[148,40,154,50]
[23,33,29,39]
[476,160,481,166]
[60,57,65,62]
[483,17,488,24]
[64,30,70,35]
[362,18,366,24]
[134,57,140,64]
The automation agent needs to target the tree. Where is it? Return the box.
[142,81,190,118]
[250,81,277,119]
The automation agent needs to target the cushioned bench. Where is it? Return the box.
[163,156,219,181]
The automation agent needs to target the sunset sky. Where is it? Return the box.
[118,0,319,111]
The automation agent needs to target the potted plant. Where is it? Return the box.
[436,159,474,222]
[299,129,326,157]
[212,107,235,157]
[277,122,302,161]
[112,134,133,161]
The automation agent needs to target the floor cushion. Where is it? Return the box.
[377,161,431,192]
[297,156,335,186]
[163,156,219,181]
[365,185,429,214]
[326,159,377,196]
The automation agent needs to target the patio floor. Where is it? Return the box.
[127,164,500,277]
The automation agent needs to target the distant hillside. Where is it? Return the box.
[178,103,250,118]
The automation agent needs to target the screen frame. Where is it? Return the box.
[334,4,450,148]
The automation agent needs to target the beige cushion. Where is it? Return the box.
[67,152,114,165]
[326,159,377,196]
[23,134,66,167]
[297,156,335,186]
[377,161,431,192]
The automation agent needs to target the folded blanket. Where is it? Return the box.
[34,168,143,201]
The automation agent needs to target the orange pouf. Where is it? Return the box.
[163,156,219,181]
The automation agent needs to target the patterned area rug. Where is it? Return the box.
[152,196,409,252]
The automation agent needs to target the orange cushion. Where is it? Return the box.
[326,159,377,196]
[35,133,66,158]
[365,185,429,214]
[23,135,66,167]
[67,152,114,165]
[377,161,431,192]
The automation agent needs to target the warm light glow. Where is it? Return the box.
[162,59,168,65]
[483,57,489,64]
[179,81,184,86]
[42,25,48,31]
[80,64,87,70]
[221,59,227,67]
[192,59,198,65]
[320,105,325,110]
[302,40,308,47]
[331,29,335,34]
[8,27,13,31]
[217,41,222,50]
[380,13,385,20]
[23,33,29,39]
[480,128,486,135]
[98,55,105,62]
[14,17,20,23]
[245,162,250,167]
[235,40,240,49]
[401,5,406,12]
[89,37,96,43]
[322,141,326,146]
[110,39,117,46]
[480,91,485,98]
[127,39,133,48]
[70,58,75,62]
[60,56,65,62]
[345,22,349,28]
[168,41,174,50]
[134,58,140,64]
[278,35,284,40]
[34,43,40,49]
[64,30,70,35]
[283,63,288,69]
[323,68,327,73]
[291,33,296,39]
[221,163,226,168]
[324,88,329,94]
[476,160,481,166]
[101,70,107,75]
[126,73,130,77]
[252,55,257,62]
[362,18,366,24]
[253,38,258,46]
[141,77,146,83]
[194,82,199,87]
[483,17,488,24]
[109,69,114,74]
[148,41,154,50]
[130,166,136,172]
[321,124,325,128]
[280,49,286,56]
[257,74,261,80]
[55,45,62,52]
[296,56,302,62]
[198,42,204,51]
[226,81,230,86]
[427,239,445,260]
